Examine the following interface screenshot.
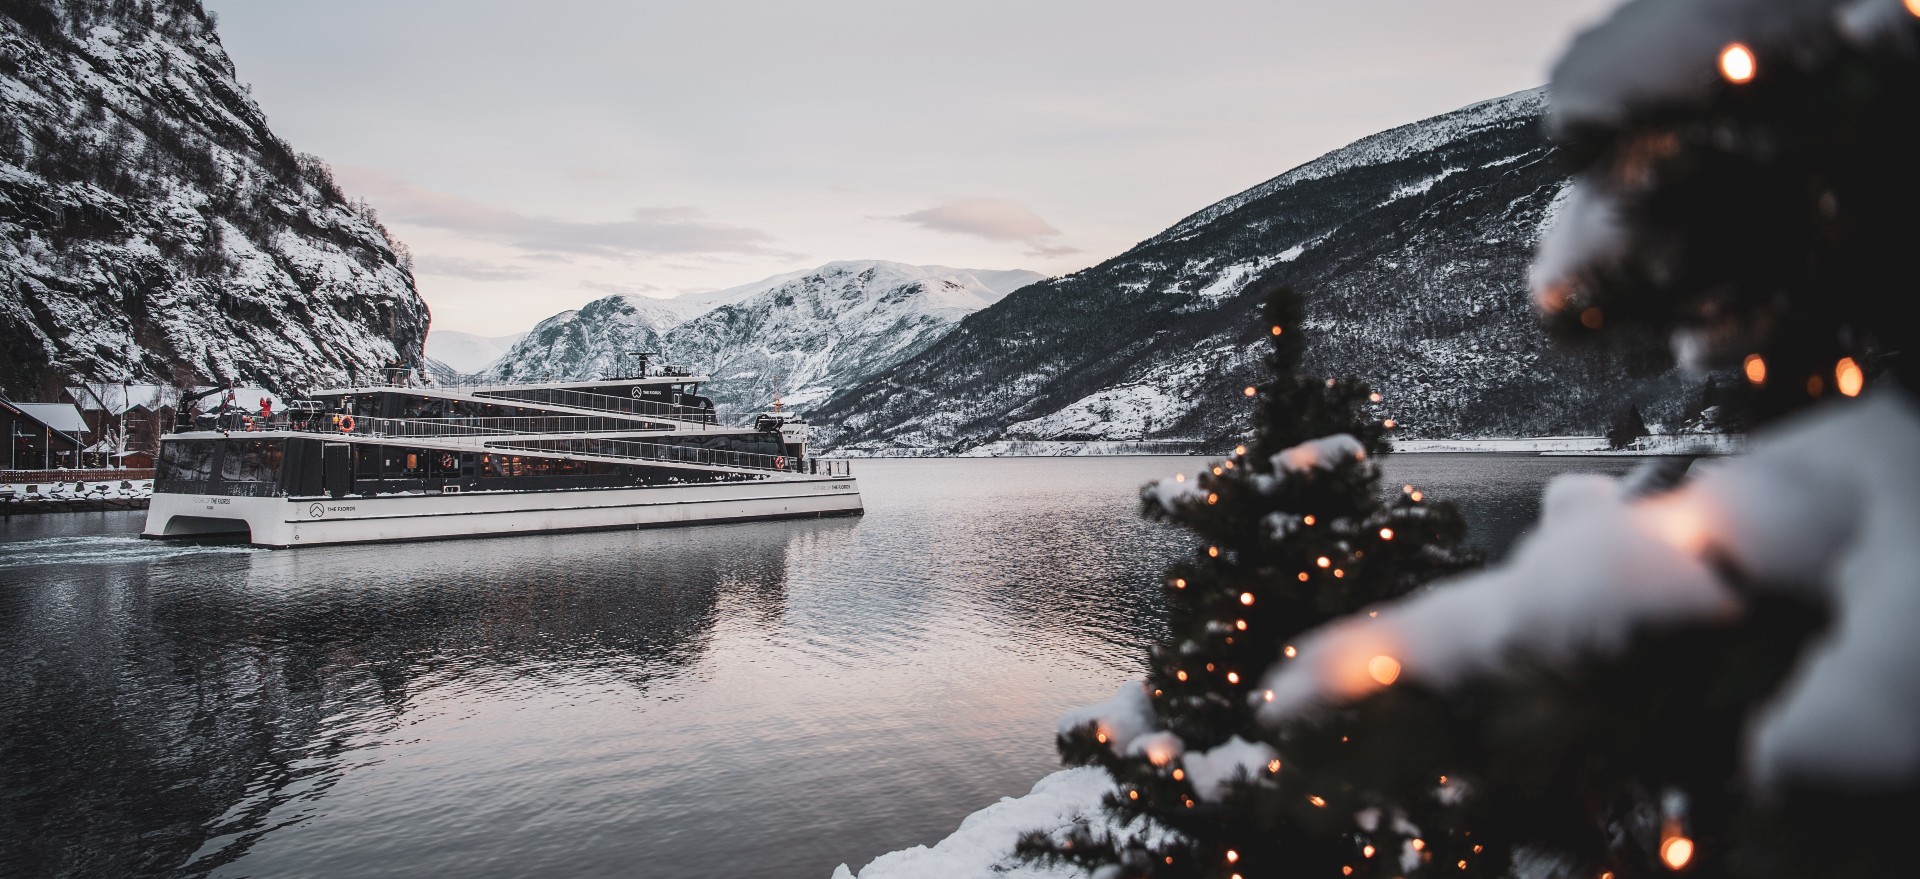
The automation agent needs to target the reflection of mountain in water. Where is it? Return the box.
[0,520,844,878]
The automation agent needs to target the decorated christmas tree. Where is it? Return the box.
[1028,2,1920,877]
[1018,281,1478,877]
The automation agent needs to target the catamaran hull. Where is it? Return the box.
[141,478,863,548]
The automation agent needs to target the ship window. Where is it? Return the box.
[222,440,284,483]
[157,440,216,484]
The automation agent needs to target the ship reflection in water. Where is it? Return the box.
[0,455,1634,878]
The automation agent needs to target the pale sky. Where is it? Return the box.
[204,0,1619,336]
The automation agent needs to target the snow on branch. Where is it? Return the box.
[1256,392,1920,790]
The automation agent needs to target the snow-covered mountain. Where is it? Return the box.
[485,262,1044,410]
[424,330,525,375]
[815,88,1692,453]
[1,0,428,397]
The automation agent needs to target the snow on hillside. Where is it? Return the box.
[487,261,1036,413]
[424,330,525,375]
[1,0,428,395]
[816,88,1695,454]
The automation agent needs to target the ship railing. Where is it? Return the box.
[217,413,695,440]
[473,387,721,425]
[490,437,854,477]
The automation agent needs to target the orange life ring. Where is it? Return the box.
[242,415,256,431]
[774,455,787,469]
[339,415,356,434]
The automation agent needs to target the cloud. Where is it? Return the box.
[894,197,1080,258]
[412,255,535,282]
[581,280,670,297]
[339,168,783,260]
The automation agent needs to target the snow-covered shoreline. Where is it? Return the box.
[830,767,1113,879]
[829,435,1741,459]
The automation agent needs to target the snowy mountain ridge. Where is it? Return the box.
[485,261,1045,409]
[1,0,428,396]
[815,88,1689,454]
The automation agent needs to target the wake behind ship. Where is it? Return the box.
[141,362,861,547]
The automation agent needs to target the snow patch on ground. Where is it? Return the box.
[830,767,1113,879]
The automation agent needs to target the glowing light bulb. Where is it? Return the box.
[1333,569,1345,579]
[1173,578,1187,589]
[1222,460,1234,470]
[1212,466,1223,476]
[1836,357,1864,397]
[1411,839,1426,852]
[1145,740,1177,766]
[1363,845,1376,858]
[1410,491,1424,502]
[1309,795,1327,807]
[1096,730,1109,744]
[1172,768,1184,781]
[1661,835,1694,870]
[1909,0,1920,19]
[1175,473,1185,483]
[1296,572,1310,582]
[1379,527,1394,540]
[1743,353,1767,385]
[1368,655,1402,685]
[1383,419,1397,429]
[1239,592,1255,606]
[1369,392,1382,403]
[1235,619,1247,630]
[1227,671,1240,684]
[1438,775,1448,785]
[1720,43,1756,83]
[1227,850,1240,863]
[1303,514,1317,525]
[1208,546,1220,558]
[1267,758,1281,773]
[1284,645,1297,658]
[1244,386,1258,397]
[1271,325,1284,336]
[1316,556,1331,568]
[1264,689,1276,701]
[1128,789,1139,800]
[1343,867,1354,876]
[1176,669,1188,681]
[1207,493,1219,505]
[1458,860,1468,870]
[1234,444,1247,456]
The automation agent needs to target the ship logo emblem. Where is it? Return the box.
[308,503,326,519]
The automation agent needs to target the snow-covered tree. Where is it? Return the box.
[1030,2,1920,877]
[1018,283,1477,877]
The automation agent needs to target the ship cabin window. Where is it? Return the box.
[221,440,285,485]
[156,440,217,489]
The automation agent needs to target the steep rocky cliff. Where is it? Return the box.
[1,0,428,397]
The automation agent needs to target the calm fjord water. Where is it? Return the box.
[1,455,1635,878]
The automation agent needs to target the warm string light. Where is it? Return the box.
[1240,592,1255,606]
[1410,490,1423,502]
[1128,789,1139,800]
[1369,392,1382,403]
[1303,514,1317,526]
[1296,572,1310,582]
[1743,353,1767,385]
[1244,386,1258,398]
[1266,758,1281,773]
[1411,839,1426,852]
[1316,556,1332,568]
[1173,577,1187,589]
[1172,768,1185,780]
[1234,619,1247,630]
[1176,670,1188,681]
[1207,493,1219,505]
[1308,795,1327,807]
[1333,569,1345,579]
[1836,357,1864,397]
[1379,527,1394,540]
[1271,325,1284,336]
[1908,0,1920,19]
[1660,835,1695,870]
[1226,671,1240,683]
[1382,418,1397,429]
[1363,845,1376,858]
[1343,866,1354,876]
[1283,645,1297,658]
[1208,546,1220,558]
[1719,42,1756,83]
[1234,444,1247,456]
[1367,655,1402,685]
[1263,689,1276,701]
[1226,850,1240,863]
